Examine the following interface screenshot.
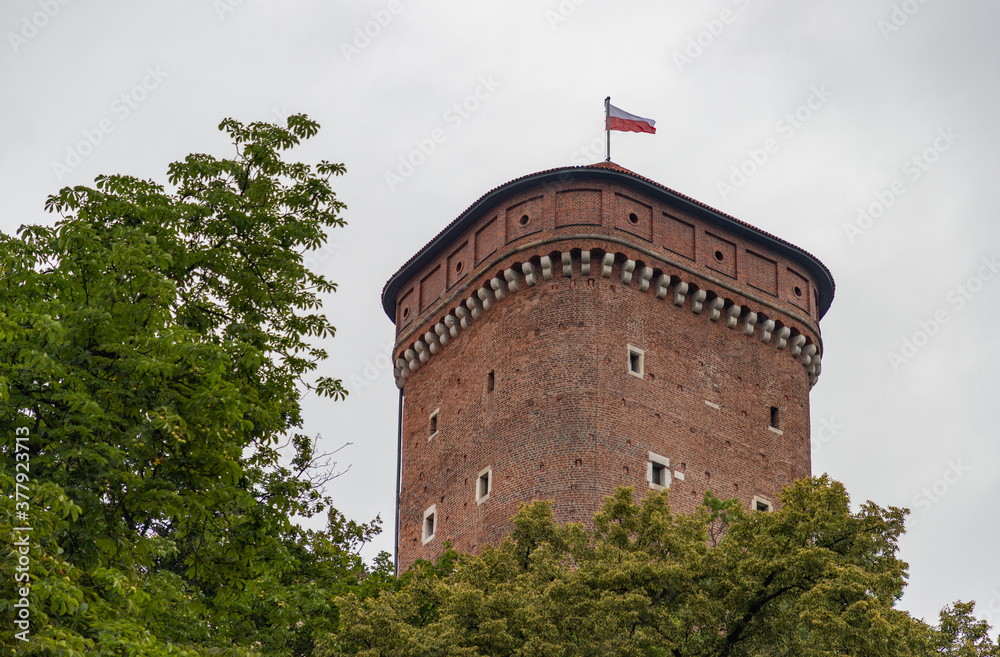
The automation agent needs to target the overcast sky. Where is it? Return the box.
[3,0,998,632]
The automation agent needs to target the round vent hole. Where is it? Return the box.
[628,212,639,224]
[714,250,724,261]
[519,214,530,226]
[794,286,802,297]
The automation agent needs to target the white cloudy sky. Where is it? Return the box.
[3,0,998,630]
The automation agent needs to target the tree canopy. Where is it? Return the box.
[0,115,391,655]
[328,476,998,657]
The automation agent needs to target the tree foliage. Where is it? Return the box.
[328,477,998,657]
[0,115,391,655]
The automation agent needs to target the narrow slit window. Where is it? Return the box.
[429,408,440,440]
[647,451,670,489]
[476,467,492,503]
[627,345,644,378]
[487,370,495,393]
[422,505,437,543]
[769,406,779,429]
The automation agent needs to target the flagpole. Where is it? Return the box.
[605,96,611,162]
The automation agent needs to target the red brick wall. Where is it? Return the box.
[390,175,824,571]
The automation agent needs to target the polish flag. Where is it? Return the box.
[608,104,656,134]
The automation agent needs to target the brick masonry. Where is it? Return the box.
[382,163,833,572]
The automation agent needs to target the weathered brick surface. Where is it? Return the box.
[386,168,829,572]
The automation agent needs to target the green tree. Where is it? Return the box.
[0,115,390,655]
[328,476,998,657]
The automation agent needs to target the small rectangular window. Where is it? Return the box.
[769,406,779,429]
[429,408,440,440]
[627,344,644,378]
[487,370,495,393]
[752,497,772,512]
[422,505,437,543]
[647,451,670,489]
[476,467,492,503]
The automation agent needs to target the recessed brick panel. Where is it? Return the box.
[614,193,653,242]
[474,215,501,264]
[662,213,696,260]
[785,268,811,312]
[505,196,544,242]
[555,189,602,227]
[704,232,737,278]
[447,240,472,289]
[745,250,778,296]
[419,264,444,311]
[397,286,415,328]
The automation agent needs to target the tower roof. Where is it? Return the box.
[381,163,835,320]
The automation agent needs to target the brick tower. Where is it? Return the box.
[382,163,834,572]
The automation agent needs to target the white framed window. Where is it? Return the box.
[647,451,670,490]
[752,496,772,512]
[428,408,440,441]
[627,344,645,378]
[422,504,437,543]
[476,466,492,503]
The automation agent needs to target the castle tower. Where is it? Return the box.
[382,163,834,571]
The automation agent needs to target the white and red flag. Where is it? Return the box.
[607,103,656,134]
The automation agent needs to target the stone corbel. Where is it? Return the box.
[490,277,506,301]
[759,319,775,343]
[742,311,758,336]
[775,327,791,350]
[708,297,725,321]
[801,343,817,366]
[404,348,419,372]
[477,287,495,311]
[655,274,671,299]
[622,259,636,285]
[673,281,689,307]
[434,322,450,346]
[504,267,521,293]
[601,252,615,277]
[561,252,573,277]
[424,331,440,355]
[414,340,430,363]
[581,250,592,276]
[725,304,741,329]
[691,289,707,314]
[638,267,653,292]
[790,334,806,357]
[540,255,554,281]
[522,262,537,286]
[455,305,471,329]
[466,296,482,320]
[444,313,460,338]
